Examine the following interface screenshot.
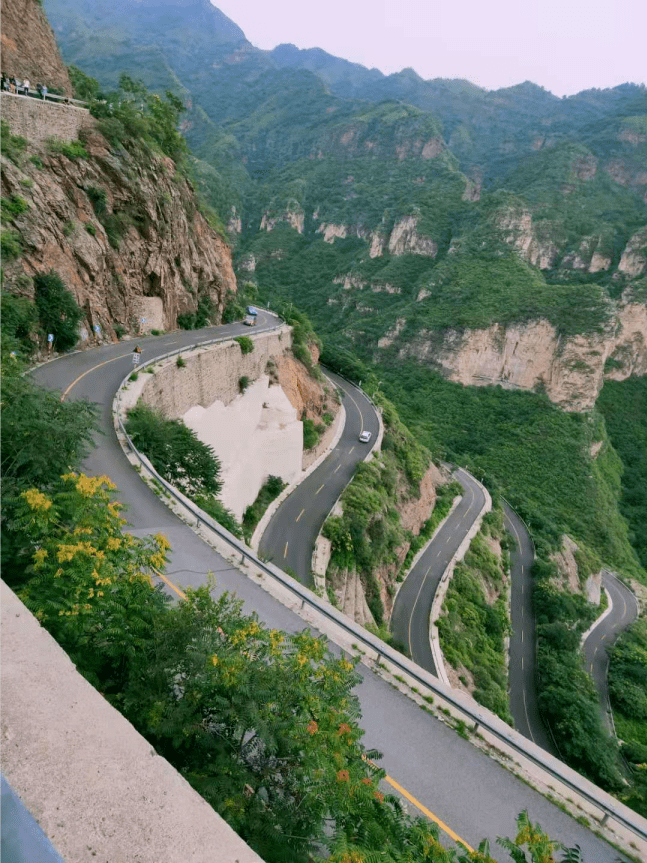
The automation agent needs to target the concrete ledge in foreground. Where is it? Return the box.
[1,581,264,863]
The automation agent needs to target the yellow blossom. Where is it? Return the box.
[22,489,52,512]
[33,548,48,567]
[211,654,219,666]
[106,537,122,550]
[296,654,308,667]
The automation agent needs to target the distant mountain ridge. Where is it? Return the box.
[40,0,647,415]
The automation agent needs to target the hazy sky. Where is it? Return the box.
[212,0,646,97]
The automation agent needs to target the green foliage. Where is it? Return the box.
[381,363,641,577]
[68,64,102,101]
[47,138,89,160]
[598,377,647,569]
[90,74,188,164]
[608,617,647,816]
[1,229,22,260]
[13,473,170,685]
[0,119,27,163]
[193,494,243,538]
[85,222,97,236]
[86,185,107,217]
[176,355,186,368]
[1,195,29,223]
[238,375,250,393]
[125,402,222,498]
[34,271,84,351]
[532,558,623,790]
[1,291,38,359]
[221,290,245,323]
[177,293,214,329]
[235,335,254,354]
[437,529,512,722]
[242,475,286,541]
[0,372,98,499]
[302,417,322,450]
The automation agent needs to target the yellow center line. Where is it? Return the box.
[153,570,187,600]
[283,541,289,558]
[60,353,130,401]
[315,484,325,494]
[296,508,305,522]
[383,773,474,851]
[336,379,366,433]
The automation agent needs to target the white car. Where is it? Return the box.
[359,430,372,443]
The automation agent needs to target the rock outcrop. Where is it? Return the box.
[1,121,236,338]
[394,295,647,411]
[1,0,73,96]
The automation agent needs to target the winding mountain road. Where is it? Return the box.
[30,325,631,862]
[583,571,639,734]
[504,504,555,754]
[259,370,380,585]
[391,469,486,676]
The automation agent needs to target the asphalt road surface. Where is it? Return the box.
[30,327,630,862]
[259,370,380,585]
[504,503,555,754]
[391,468,486,675]
[583,571,639,733]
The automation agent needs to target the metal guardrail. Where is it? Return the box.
[113,325,647,847]
[0,90,88,109]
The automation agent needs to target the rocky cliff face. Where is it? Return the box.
[1,121,236,339]
[2,0,73,95]
[394,294,647,411]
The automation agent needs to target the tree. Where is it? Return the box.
[13,472,170,691]
[33,271,84,351]
[125,402,222,497]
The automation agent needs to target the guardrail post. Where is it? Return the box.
[600,812,609,827]
[472,722,480,733]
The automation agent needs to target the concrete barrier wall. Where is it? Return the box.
[1,582,264,863]
[1,92,92,144]
[139,326,292,418]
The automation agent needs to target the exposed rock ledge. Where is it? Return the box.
[393,298,647,411]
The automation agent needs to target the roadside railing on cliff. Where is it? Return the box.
[1,89,88,108]
[112,319,647,851]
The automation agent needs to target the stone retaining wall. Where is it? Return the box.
[139,326,292,417]
[1,92,92,144]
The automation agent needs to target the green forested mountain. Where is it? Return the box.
[43,0,647,578]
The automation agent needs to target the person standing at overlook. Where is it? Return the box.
[23,77,30,97]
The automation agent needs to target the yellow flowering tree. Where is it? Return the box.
[14,472,169,691]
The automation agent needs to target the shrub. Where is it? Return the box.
[33,271,84,352]
[302,417,321,450]
[0,119,27,163]
[151,329,162,336]
[1,195,29,223]
[29,155,44,169]
[235,336,254,355]
[113,323,126,339]
[176,355,186,368]
[85,223,96,236]
[1,291,38,359]
[125,402,222,498]
[242,475,287,541]
[1,230,22,260]
[86,185,107,217]
[239,375,250,393]
[47,138,88,160]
